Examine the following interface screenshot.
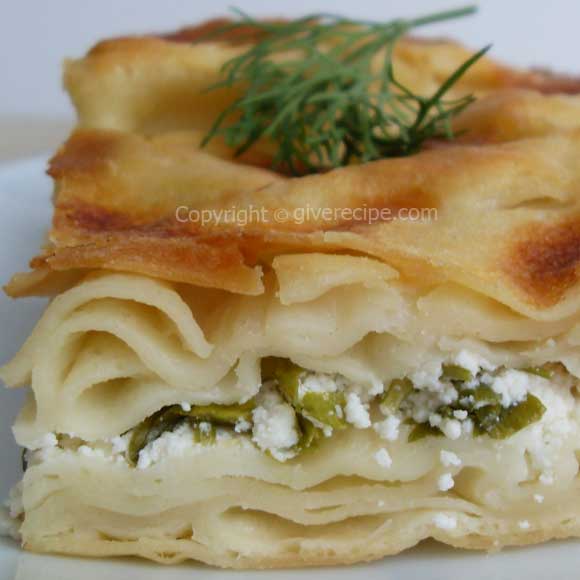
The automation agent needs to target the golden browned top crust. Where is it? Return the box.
[64,21,580,136]
[6,21,580,322]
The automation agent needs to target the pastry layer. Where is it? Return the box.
[3,263,579,445]
[15,388,580,568]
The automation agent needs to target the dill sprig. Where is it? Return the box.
[201,7,489,175]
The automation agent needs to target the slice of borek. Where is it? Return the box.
[3,20,580,568]
[2,260,580,568]
[67,358,570,468]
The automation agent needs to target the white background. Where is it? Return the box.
[3,0,580,117]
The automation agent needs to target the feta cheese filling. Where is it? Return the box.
[18,353,579,473]
[5,352,576,545]
[251,384,300,461]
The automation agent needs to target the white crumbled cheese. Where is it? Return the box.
[180,402,192,412]
[433,513,457,530]
[441,419,462,440]
[252,387,299,462]
[28,432,132,467]
[109,434,129,455]
[367,377,385,397]
[215,427,235,441]
[439,385,459,405]
[518,520,531,530]
[461,418,474,436]
[29,433,58,450]
[345,393,371,429]
[374,415,401,441]
[27,433,59,462]
[20,352,578,476]
[459,395,475,407]
[135,448,153,470]
[520,376,576,480]
[298,373,338,398]
[374,448,392,468]
[440,450,462,467]
[404,386,458,424]
[301,412,333,438]
[137,422,198,469]
[396,349,502,429]
[438,473,455,491]
[452,350,495,377]
[410,360,443,390]
[490,370,531,407]
[534,494,544,504]
[78,445,107,459]
[429,413,442,427]
[234,418,252,433]
[480,372,494,385]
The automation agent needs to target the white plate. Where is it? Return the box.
[1,158,580,580]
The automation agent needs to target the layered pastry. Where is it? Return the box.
[2,9,580,569]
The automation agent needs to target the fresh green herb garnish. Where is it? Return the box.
[201,7,489,174]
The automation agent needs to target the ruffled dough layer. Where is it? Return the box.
[2,255,579,444]
[19,414,580,568]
